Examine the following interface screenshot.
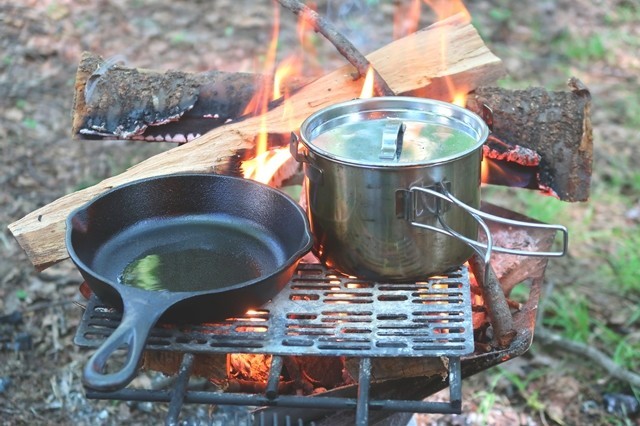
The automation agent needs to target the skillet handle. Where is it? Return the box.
[82,296,169,391]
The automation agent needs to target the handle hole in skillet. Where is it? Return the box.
[96,347,130,374]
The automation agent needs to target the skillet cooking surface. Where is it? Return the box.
[91,214,286,292]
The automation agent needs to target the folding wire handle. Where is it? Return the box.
[408,183,569,260]
[408,185,493,274]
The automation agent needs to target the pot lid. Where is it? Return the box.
[299,97,488,167]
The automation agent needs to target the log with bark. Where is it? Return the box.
[9,13,506,271]
[466,78,592,202]
[72,52,314,142]
[71,61,592,202]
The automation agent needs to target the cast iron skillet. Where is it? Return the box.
[66,173,313,391]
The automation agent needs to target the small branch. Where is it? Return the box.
[468,254,516,348]
[535,326,640,389]
[277,0,394,96]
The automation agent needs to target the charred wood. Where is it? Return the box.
[466,78,592,201]
[142,351,227,380]
[344,356,449,382]
[72,52,311,142]
[221,378,294,394]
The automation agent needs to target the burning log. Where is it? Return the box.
[70,61,592,203]
[69,63,592,204]
[72,52,313,142]
[466,78,592,201]
[10,13,506,271]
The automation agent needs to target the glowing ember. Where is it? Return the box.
[481,155,490,183]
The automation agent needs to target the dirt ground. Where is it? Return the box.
[1,1,639,425]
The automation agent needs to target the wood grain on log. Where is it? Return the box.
[466,78,592,201]
[9,14,504,271]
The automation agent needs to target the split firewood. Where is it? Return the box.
[10,13,505,271]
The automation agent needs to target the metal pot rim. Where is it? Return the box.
[299,96,489,168]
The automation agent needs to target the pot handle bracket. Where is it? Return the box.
[290,132,323,183]
[405,184,494,268]
[408,183,569,264]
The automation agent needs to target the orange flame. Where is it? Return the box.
[242,147,292,184]
[241,4,303,185]
[481,155,490,183]
[393,0,422,39]
[423,0,471,22]
[243,56,301,184]
[242,3,280,119]
[273,56,301,100]
[424,0,472,105]
[359,66,376,99]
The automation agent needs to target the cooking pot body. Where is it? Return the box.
[303,149,482,281]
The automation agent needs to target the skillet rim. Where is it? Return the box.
[65,172,313,296]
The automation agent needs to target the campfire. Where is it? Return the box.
[7,0,592,424]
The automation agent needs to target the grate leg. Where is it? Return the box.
[166,352,195,426]
[355,357,372,426]
[265,355,284,399]
[448,357,462,413]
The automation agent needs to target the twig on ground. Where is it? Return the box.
[277,0,395,96]
[537,280,640,388]
[535,326,640,388]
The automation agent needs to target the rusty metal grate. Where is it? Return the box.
[75,263,474,358]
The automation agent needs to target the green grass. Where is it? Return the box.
[605,3,640,25]
[595,321,640,377]
[553,31,609,63]
[472,372,503,425]
[542,287,639,376]
[610,92,640,129]
[497,367,549,414]
[603,232,640,296]
[542,291,592,343]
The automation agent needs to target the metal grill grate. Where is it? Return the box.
[75,263,474,358]
[75,263,474,425]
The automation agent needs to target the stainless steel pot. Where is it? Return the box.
[292,97,567,281]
